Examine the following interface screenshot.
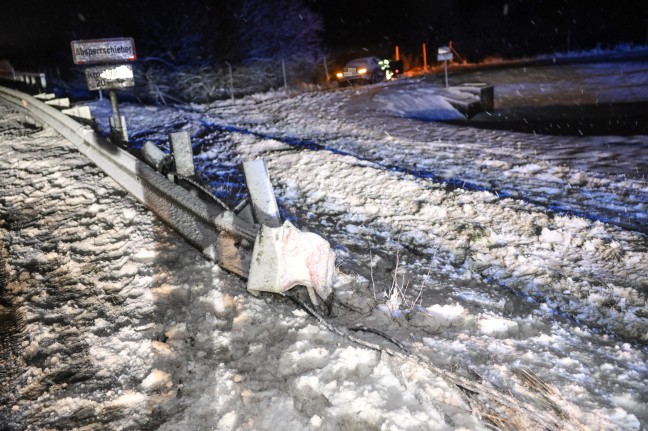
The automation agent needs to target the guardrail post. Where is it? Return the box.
[169,131,195,177]
[242,159,281,228]
[109,90,128,143]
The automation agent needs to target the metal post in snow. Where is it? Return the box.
[422,43,427,71]
[227,62,234,101]
[109,90,123,141]
[444,60,448,88]
[169,131,195,177]
[437,46,452,88]
[282,59,288,94]
[323,57,330,82]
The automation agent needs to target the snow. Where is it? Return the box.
[374,85,466,121]
[1,58,648,430]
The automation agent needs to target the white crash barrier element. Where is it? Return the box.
[248,221,335,307]
[34,93,56,100]
[61,106,93,121]
[44,97,70,108]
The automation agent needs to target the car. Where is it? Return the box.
[335,56,386,85]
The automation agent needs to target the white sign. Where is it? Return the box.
[437,46,453,62]
[71,38,136,65]
[85,64,135,90]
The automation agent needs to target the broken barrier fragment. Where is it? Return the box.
[247,220,336,309]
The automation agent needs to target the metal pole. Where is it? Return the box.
[282,59,288,93]
[323,57,330,82]
[109,90,122,139]
[227,62,234,101]
[444,60,448,88]
[422,43,427,71]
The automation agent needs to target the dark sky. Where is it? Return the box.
[1,0,647,67]
[313,0,648,58]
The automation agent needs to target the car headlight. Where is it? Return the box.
[358,68,367,75]
[336,72,343,79]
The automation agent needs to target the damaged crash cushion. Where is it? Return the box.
[247,220,335,306]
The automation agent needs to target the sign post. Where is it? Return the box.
[437,46,453,88]
[71,38,136,143]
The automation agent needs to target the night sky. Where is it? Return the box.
[1,0,647,67]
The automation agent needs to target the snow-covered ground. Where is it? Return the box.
[1,59,647,430]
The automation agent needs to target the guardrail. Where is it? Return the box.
[0,85,336,307]
[0,70,47,91]
[0,85,256,276]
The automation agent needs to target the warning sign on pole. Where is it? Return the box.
[85,64,135,91]
[437,46,453,62]
[71,38,136,65]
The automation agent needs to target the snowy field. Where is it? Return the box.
[1,59,647,430]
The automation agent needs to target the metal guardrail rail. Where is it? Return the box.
[0,64,47,91]
[0,85,257,277]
